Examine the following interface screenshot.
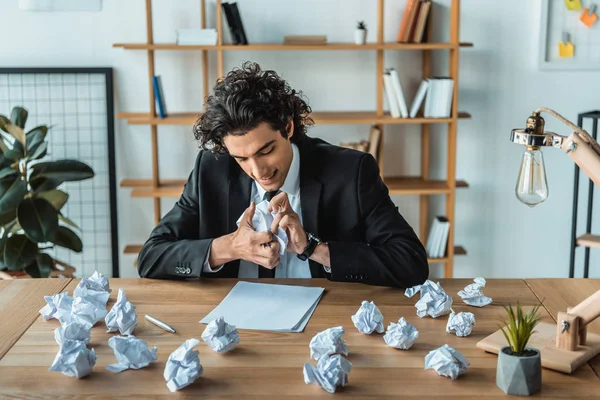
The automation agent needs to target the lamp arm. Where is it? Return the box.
[535,107,600,156]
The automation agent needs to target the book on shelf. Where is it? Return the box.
[410,77,454,118]
[383,70,401,118]
[152,75,167,119]
[397,0,432,43]
[222,1,248,45]
[425,215,450,259]
[339,125,382,161]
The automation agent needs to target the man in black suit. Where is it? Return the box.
[138,61,429,288]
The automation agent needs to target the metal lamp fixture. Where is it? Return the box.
[510,107,600,207]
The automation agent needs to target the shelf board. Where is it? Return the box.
[113,42,474,51]
[428,246,467,264]
[116,111,471,126]
[121,177,467,198]
[124,244,143,254]
[576,234,600,249]
[385,177,468,195]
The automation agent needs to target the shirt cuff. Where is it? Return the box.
[323,265,331,273]
[203,247,225,273]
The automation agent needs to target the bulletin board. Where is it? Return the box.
[0,67,119,278]
[540,0,600,70]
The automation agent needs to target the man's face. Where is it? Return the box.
[224,121,294,192]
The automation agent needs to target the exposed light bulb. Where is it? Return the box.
[515,148,548,207]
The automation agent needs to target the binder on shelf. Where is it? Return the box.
[152,75,167,119]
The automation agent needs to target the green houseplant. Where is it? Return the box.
[355,20,367,45]
[0,106,94,279]
[497,302,543,396]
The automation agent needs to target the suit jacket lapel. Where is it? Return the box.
[299,138,324,278]
[225,161,252,278]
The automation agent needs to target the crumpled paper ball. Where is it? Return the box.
[405,280,453,318]
[457,277,493,307]
[54,321,91,345]
[236,200,288,255]
[40,292,73,323]
[446,310,476,337]
[201,316,240,353]
[105,288,138,336]
[304,354,352,393]
[383,317,419,349]
[106,335,158,373]
[164,338,203,392]
[351,300,385,334]
[49,340,96,379]
[309,326,349,360]
[73,271,111,308]
[424,344,469,380]
[70,296,108,329]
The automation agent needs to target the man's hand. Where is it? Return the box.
[230,202,280,269]
[268,192,308,255]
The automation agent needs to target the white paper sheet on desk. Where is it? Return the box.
[200,282,324,332]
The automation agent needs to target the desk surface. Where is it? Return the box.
[0,278,598,398]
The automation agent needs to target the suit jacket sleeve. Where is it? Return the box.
[327,154,429,288]
[137,151,212,280]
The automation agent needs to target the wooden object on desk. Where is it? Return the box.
[477,289,600,374]
[0,278,599,398]
[283,35,327,45]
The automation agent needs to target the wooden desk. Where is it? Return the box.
[526,278,600,376]
[0,278,598,398]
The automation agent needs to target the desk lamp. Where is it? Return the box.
[509,107,600,206]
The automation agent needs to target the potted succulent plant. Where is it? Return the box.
[0,106,94,279]
[355,21,367,45]
[497,302,543,396]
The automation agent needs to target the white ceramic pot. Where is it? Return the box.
[355,29,367,45]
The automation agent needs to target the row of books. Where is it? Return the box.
[425,216,450,259]
[397,0,432,43]
[222,1,248,45]
[383,69,454,119]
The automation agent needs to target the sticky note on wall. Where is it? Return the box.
[559,41,575,57]
[565,0,583,10]
[581,7,598,27]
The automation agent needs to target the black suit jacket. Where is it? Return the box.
[138,136,429,288]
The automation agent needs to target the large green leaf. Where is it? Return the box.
[0,177,14,199]
[35,253,53,278]
[10,107,28,129]
[4,234,38,270]
[24,260,41,278]
[37,189,69,211]
[3,140,24,161]
[59,213,79,230]
[0,179,26,212]
[54,226,82,253]
[0,115,11,133]
[25,126,47,152]
[17,198,59,243]
[0,167,17,180]
[5,124,25,146]
[28,141,47,160]
[0,208,16,226]
[30,160,94,192]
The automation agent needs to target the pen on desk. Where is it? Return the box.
[145,314,176,333]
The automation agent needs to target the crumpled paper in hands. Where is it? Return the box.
[446,310,476,337]
[54,321,91,345]
[236,200,288,255]
[309,326,349,360]
[304,354,352,393]
[457,277,493,307]
[424,344,470,380]
[49,340,96,379]
[164,338,203,392]
[351,300,385,334]
[201,316,240,353]
[405,280,453,318]
[73,271,111,308]
[105,288,138,336]
[40,292,73,323]
[383,317,419,349]
[106,335,158,373]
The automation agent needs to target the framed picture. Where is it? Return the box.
[539,0,600,70]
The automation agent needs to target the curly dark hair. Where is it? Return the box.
[193,61,314,153]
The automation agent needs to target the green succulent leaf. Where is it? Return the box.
[0,167,17,180]
[28,141,48,160]
[10,107,28,129]
[30,160,94,192]
[35,253,53,278]
[17,198,59,243]
[0,208,16,226]
[25,125,47,152]
[3,140,24,161]
[4,234,38,271]
[36,189,69,211]
[0,179,27,212]
[501,301,542,354]
[54,226,83,253]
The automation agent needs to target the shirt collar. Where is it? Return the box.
[255,143,300,199]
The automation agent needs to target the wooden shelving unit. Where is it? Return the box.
[115,0,470,276]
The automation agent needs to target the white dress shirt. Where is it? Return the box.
[203,143,313,278]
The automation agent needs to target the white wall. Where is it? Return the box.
[2,0,599,279]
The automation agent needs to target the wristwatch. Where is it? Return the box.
[297,232,322,261]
